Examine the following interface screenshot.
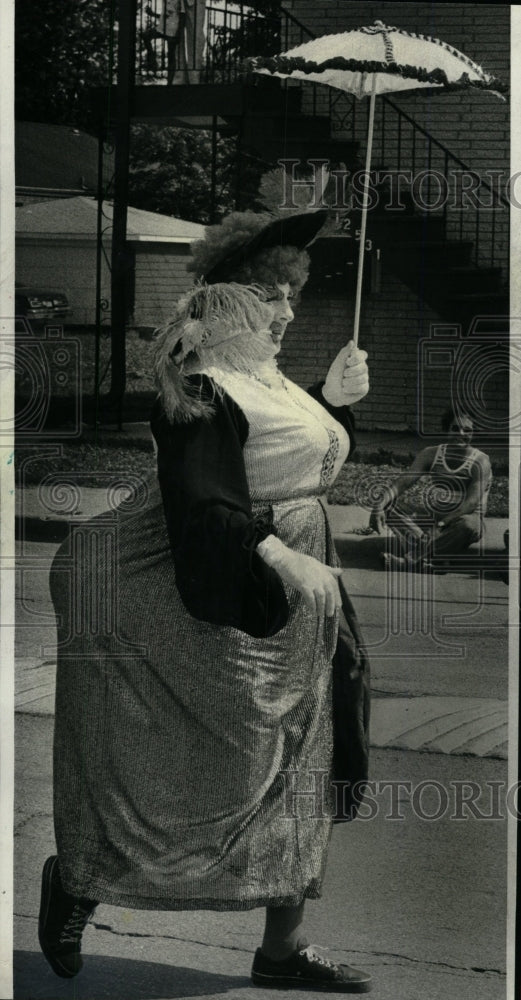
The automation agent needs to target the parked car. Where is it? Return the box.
[15,282,71,326]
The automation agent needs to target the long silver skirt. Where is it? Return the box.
[50,481,338,910]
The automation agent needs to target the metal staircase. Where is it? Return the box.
[91,0,508,420]
[126,1,509,330]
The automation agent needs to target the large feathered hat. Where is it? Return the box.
[190,209,329,285]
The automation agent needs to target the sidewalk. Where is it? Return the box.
[13,495,510,1000]
[15,492,509,758]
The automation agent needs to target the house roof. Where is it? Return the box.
[16,122,115,192]
[15,196,206,242]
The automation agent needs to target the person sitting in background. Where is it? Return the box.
[370,407,492,571]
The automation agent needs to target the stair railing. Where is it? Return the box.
[279,6,508,280]
[373,96,509,275]
[279,7,355,132]
[134,3,508,278]
[136,1,282,84]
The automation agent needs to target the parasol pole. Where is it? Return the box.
[352,73,378,348]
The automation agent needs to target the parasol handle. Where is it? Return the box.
[352,74,377,349]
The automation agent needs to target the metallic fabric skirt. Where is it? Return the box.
[50,482,339,910]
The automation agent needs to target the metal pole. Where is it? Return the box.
[210,115,218,223]
[235,115,244,210]
[109,0,136,428]
[352,74,377,349]
[94,129,104,435]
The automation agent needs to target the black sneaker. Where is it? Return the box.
[251,941,372,993]
[38,855,98,978]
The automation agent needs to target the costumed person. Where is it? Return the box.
[370,407,492,571]
[39,208,373,993]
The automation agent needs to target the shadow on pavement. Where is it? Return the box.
[336,534,509,581]
[336,534,387,570]
[14,950,251,999]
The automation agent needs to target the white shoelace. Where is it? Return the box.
[299,944,338,970]
[59,903,93,944]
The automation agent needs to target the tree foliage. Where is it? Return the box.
[129,124,268,224]
[15,1,277,220]
[15,0,113,128]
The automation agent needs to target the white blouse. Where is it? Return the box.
[204,366,350,505]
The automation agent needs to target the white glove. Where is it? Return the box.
[322,341,369,407]
[257,534,343,619]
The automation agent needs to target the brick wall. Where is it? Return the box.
[284,0,508,275]
[279,267,508,436]
[283,2,509,153]
[132,243,195,329]
[275,3,509,434]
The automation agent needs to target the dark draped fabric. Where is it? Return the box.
[150,375,289,638]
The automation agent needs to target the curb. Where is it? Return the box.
[15,515,70,544]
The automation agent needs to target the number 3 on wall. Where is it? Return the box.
[355,230,373,251]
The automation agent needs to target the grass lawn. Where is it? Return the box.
[16,442,157,486]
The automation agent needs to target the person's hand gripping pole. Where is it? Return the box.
[322,340,369,408]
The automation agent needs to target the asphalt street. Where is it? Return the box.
[14,719,508,1000]
[10,499,512,1000]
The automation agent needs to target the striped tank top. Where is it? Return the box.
[429,444,491,518]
